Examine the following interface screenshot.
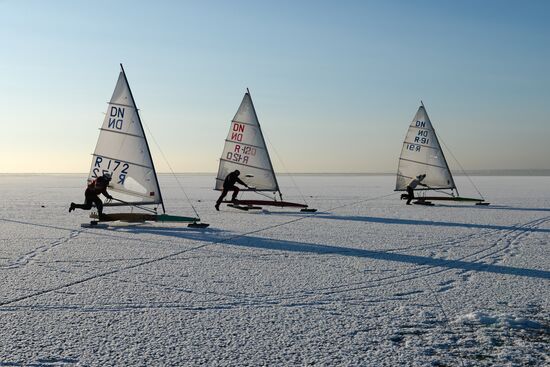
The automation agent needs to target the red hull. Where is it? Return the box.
[223,200,308,208]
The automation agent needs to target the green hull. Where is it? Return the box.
[156,214,200,223]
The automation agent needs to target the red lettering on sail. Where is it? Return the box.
[231,132,243,141]
[233,123,245,132]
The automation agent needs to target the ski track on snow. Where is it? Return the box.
[1,230,81,270]
[240,214,550,308]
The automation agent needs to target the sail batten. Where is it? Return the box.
[98,128,144,139]
[91,153,154,170]
[395,105,456,191]
[108,102,136,109]
[223,139,267,150]
[398,157,449,169]
[402,142,439,150]
[88,66,164,210]
[215,91,279,192]
[231,120,258,127]
[219,158,275,172]
[406,125,435,133]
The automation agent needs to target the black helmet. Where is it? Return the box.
[235,170,241,175]
[103,172,112,180]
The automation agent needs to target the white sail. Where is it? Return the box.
[215,91,279,192]
[395,104,456,191]
[88,66,163,209]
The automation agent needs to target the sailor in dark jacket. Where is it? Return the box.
[215,170,249,211]
[406,174,427,205]
[69,173,113,216]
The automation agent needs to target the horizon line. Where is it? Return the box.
[1,169,550,176]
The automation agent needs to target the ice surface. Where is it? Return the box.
[0,174,548,366]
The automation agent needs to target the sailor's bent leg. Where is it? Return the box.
[216,189,229,205]
[231,186,240,200]
[92,196,103,215]
[406,187,414,205]
[73,192,94,210]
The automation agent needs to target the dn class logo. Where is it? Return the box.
[231,122,244,142]
[108,106,125,130]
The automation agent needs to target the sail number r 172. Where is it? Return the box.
[92,156,129,184]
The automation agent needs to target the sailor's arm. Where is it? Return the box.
[101,188,113,200]
[236,178,248,187]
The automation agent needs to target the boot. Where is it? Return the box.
[69,203,75,212]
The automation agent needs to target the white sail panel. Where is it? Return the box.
[215,92,278,192]
[395,105,456,191]
[88,70,162,205]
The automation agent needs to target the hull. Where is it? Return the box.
[222,200,308,208]
[402,188,489,205]
[400,194,485,203]
[418,196,485,203]
[90,212,200,223]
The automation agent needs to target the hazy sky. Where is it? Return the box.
[1,0,549,173]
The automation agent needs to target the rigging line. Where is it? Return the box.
[423,185,455,197]
[253,190,277,200]
[431,189,454,196]
[111,198,157,214]
[263,133,309,205]
[139,116,201,219]
[437,135,485,200]
[328,192,399,212]
[398,174,454,197]
[235,187,275,201]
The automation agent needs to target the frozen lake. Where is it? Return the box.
[0,174,548,366]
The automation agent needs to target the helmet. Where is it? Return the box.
[103,172,112,180]
[235,170,241,175]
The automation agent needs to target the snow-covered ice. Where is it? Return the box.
[0,174,548,366]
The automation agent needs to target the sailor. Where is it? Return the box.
[215,170,249,211]
[406,174,427,205]
[69,173,113,216]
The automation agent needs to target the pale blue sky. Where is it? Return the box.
[1,0,549,173]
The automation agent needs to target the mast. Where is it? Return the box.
[421,102,458,196]
[246,88,282,199]
[119,63,166,214]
